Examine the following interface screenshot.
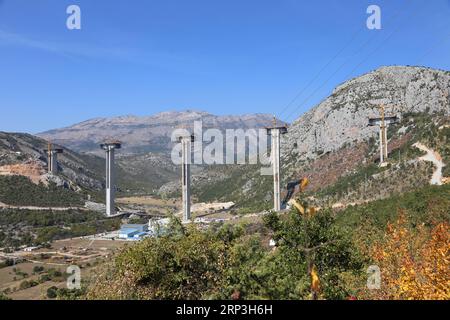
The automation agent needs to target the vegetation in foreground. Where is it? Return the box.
[84,183,449,300]
[87,208,364,300]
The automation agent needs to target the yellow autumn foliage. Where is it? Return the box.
[311,265,320,294]
[367,213,449,300]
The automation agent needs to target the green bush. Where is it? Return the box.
[88,210,364,300]
[0,292,11,300]
[46,286,58,299]
[19,280,38,290]
[0,259,14,269]
[33,266,45,274]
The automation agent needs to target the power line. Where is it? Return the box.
[277,25,365,120]
[286,0,422,121]
[416,32,450,65]
[343,1,432,82]
[278,2,407,122]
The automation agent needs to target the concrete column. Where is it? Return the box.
[105,146,115,217]
[181,136,192,222]
[271,129,281,212]
[51,153,57,174]
[379,126,384,164]
[47,151,53,174]
[47,151,59,174]
[383,126,388,160]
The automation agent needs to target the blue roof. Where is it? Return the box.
[121,224,147,230]
[119,228,140,235]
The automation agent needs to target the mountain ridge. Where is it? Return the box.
[186,66,450,211]
[4,65,449,211]
[283,66,449,165]
[38,110,286,156]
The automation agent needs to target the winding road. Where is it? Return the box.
[413,142,446,185]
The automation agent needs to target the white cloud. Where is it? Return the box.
[0,29,137,60]
[0,29,211,74]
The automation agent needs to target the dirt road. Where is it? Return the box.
[413,142,445,185]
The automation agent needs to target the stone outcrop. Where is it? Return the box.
[282,66,450,168]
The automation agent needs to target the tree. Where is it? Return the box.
[216,233,268,300]
[365,213,449,300]
[46,286,58,299]
[87,218,227,300]
[262,197,364,300]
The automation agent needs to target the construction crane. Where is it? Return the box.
[285,178,313,215]
[282,178,309,207]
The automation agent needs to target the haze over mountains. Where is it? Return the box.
[38,111,284,156]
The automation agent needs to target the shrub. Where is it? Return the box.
[46,286,58,299]
[33,266,45,274]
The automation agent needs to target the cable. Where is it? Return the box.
[416,32,450,65]
[343,2,434,81]
[277,25,365,120]
[283,0,423,123]
[278,1,407,122]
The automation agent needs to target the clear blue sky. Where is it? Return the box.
[0,0,449,133]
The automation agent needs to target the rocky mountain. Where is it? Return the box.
[280,66,450,190]
[190,66,450,211]
[282,66,449,164]
[0,132,172,197]
[38,111,283,156]
[5,66,449,213]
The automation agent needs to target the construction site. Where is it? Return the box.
[0,2,449,300]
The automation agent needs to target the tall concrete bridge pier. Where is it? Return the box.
[44,143,63,174]
[179,134,194,222]
[267,123,288,212]
[368,105,398,166]
[100,141,121,217]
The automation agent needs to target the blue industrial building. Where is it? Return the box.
[118,224,149,240]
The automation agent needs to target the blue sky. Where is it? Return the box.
[0,0,449,133]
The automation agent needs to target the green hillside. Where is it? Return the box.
[0,175,85,207]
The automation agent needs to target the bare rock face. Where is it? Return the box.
[282,66,450,167]
[84,201,106,212]
[0,161,47,184]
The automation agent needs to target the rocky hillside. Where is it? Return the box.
[0,132,172,198]
[190,66,450,212]
[11,66,449,212]
[0,132,104,191]
[282,66,449,165]
[38,111,283,156]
